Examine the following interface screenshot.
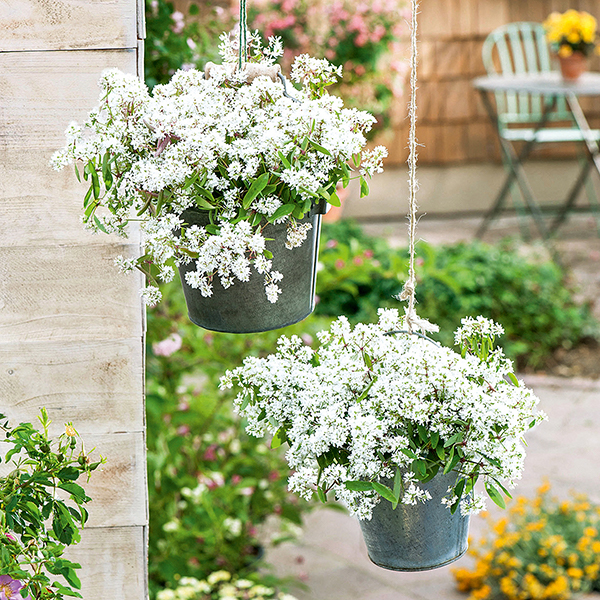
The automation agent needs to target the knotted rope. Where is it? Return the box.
[397,0,438,335]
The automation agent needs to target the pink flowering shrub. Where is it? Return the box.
[247,0,410,134]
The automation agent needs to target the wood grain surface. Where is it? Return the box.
[2,2,147,596]
[0,0,137,51]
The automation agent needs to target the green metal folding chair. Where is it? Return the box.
[477,22,600,238]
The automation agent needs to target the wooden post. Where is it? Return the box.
[0,1,148,598]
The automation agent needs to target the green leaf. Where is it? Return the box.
[52,505,78,545]
[93,215,107,234]
[485,481,506,509]
[372,482,397,504]
[360,177,369,198]
[453,477,466,502]
[271,204,295,221]
[412,459,427,479]
[508,372,519,387]
[101,152,113,190]
[57,467,80,481]
[90,169,100,200]
[194,197,215,210]
[435,444,445,461]
[83,185,93,209]
[271,426,287,449]
[417,424,428,443]
[344,480,373,492]
[327,189,341,207]
[491,478,513,500]
[399,447,417,460]
[443,446,460,474]
[393,467,403,505]
[58,482,88,503]
[52,583,82,598]
[317,487,327,503]
[61,568,82,590]
[356,379,375,402]
[308,138,331,156]
[277,150,291,169]
[242,173,270,210]
[317,187,330,202]
[444,432,463,448]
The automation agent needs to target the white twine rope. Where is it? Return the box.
[238,0,247,70]
[397,0,438,335]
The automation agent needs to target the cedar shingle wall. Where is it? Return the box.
[387,0,600,164]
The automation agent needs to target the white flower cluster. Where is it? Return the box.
[156,572,297,600]
[222,309,546,520]
[51,37,385,305]
[454,315,505,346]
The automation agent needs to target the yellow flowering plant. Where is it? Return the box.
[453,482,600,600]
[544,9,599,58]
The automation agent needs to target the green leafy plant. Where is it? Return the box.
[145,0,229,89]
[146,281,330,597]
[453,482,600,600]
[0,409,104,600]
[316,221,598,369]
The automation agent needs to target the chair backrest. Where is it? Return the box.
[482,22,571,125]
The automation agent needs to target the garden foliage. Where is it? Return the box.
[146,284,330,597]
[317,221,597,368]
[0,410,103,600]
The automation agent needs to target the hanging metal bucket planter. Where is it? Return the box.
[359,471,470,572]
[177,204,325,334]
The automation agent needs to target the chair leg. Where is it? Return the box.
[476,156,532,239]
[499,137,548,238]
[548,159,593,235]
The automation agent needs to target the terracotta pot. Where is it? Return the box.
[559,52,587,81]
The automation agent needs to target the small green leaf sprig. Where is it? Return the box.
[0,409,105,600]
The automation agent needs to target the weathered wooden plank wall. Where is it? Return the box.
[0,1,147,598]
[387,0,600,164]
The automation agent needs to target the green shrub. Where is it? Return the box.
[316,221,597,368]
[146,280,332,597]
[145,0,230,88]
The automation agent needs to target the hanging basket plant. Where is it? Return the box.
[221,1,545,572]
[51,32,386,333]
[221,310,546,571]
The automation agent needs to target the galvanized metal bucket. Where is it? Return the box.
[177,205,325,333]
[359,471,470,571]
